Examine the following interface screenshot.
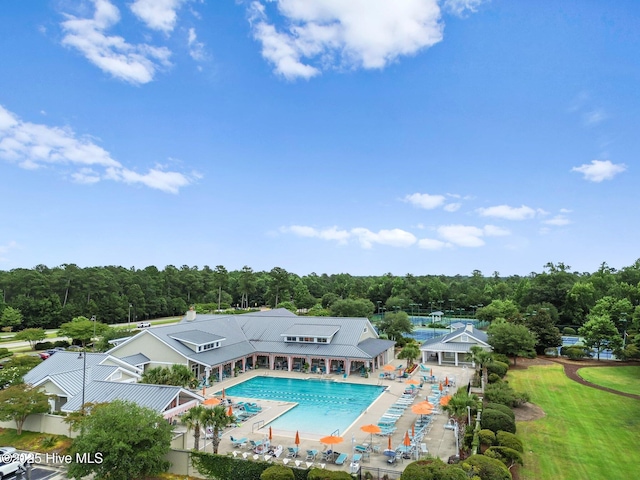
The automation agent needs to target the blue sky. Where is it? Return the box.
[0,0,638,277]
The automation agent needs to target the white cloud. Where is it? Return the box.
[583,109,606,127]
[477,204,538,220]
[248,0,444,80]
[404,192,446,210]
[60,0,172,85]
[0,105,194,194]
[188,28,206,61]
[417,238,449,250]
[443,0,486,17]
[543,215,571,226]
[571,160,626,182]
[437,224,485,247]
[483,225,510,236]
[443,202,461,212]
[130,0,186,33]
[281,225,416,248]
[352,228,417,248]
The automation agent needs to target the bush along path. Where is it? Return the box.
[547,357,640,400]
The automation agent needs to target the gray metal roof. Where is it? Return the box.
[421,325,487,347]
[61,381,197,413]
[120,353,150,366]
[281,324,340,337]
[110,312,384,366]
[357,338,396,357]
[24,352,108,387]
[169,330,225,345]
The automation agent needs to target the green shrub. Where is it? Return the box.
[34,341,54,351]
[488,373,501,384]
[478,429,496,446]
[562,327,577,335]
[462,454,511,480]
[543,347,559,357]
[480,409,516,434]
[565,345,591,360]
[0,348,11,359]
[490,353,511,365]
[484,403,515,420]
[53,340,70,348]
[400,459,467,480]
[486,361,509,377]
[308,468,354,480]
[261,465,295,480]
[496,431,524,453]
[484,382,529,407]
[485,446,524,468]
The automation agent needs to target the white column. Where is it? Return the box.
[454,352,459,366]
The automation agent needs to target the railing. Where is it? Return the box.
[251,419,264,433]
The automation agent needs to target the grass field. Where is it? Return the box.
[578,366,640,396]
[507,364,640,480]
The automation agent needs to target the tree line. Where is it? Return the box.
[0,261,639,333]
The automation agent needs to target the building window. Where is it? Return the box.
[317,338,327,343]
[461,335,469,342]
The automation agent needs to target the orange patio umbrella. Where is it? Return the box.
[203,397,221,406]
[295,431,300,446]
[383,364,396,371]
[361,424,381,444]
[269,426,273,441]
[405,378,420,385]
[227,405,234,416]
[403,431,411,447]
[411,403,434,416]
[319,435,344,445]
[387,435,392,451]
[221,388,226,399]
[440,395,452,406]
[439,382,443,392]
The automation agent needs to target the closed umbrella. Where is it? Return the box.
[221,388,226,399]
[387,435,392,451]
[404,431,411,447]
[439,382,443,392]
[227,405,233,416]
[269,427,273,441]
[445,376,449,386]
[295,431,300,446]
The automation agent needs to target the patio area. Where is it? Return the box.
[174,362,471,475]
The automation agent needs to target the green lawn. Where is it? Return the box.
[507,364,640,480]
[578,366,640,396]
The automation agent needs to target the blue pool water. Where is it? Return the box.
[224,376,385,436]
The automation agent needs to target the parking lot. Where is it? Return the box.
[9,465,67,480]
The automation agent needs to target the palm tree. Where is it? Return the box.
[442,390,479,458]
[182,405,207,451]
[397,344,421,367]
[202,405,236,453]
[469,345,492,390]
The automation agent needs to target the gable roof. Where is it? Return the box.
[420,324,489,349]
[61,381,201,414]
[109,311,388,365]
[169,330,225,346]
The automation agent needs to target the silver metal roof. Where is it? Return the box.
[110,312,383,367]
[61,381,200,413]
[281,324,340,337]
[24,352,108,387]
[120,353,151,366]
[421,325,488,348]
[169,329,225,345]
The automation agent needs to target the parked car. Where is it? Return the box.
[0,446,26,479]
[137,322,151,328]
[37,352,50,360]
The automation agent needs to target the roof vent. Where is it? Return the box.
[186,307,196,322]
[465,323,473,332]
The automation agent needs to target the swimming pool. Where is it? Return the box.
[224,376,385,436]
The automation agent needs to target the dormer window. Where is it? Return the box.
[461,334,469,342]
[169,331,225,353]
[281,324,340,344]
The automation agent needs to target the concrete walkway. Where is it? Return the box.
[178,362,471,475]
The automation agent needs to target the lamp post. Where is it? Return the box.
[90,315,97,351]
[376,301,382,319]
[128,304,132,327]
[448,299,454,327]
[78,351,87,416]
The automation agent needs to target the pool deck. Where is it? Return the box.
[179,361,471,475]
